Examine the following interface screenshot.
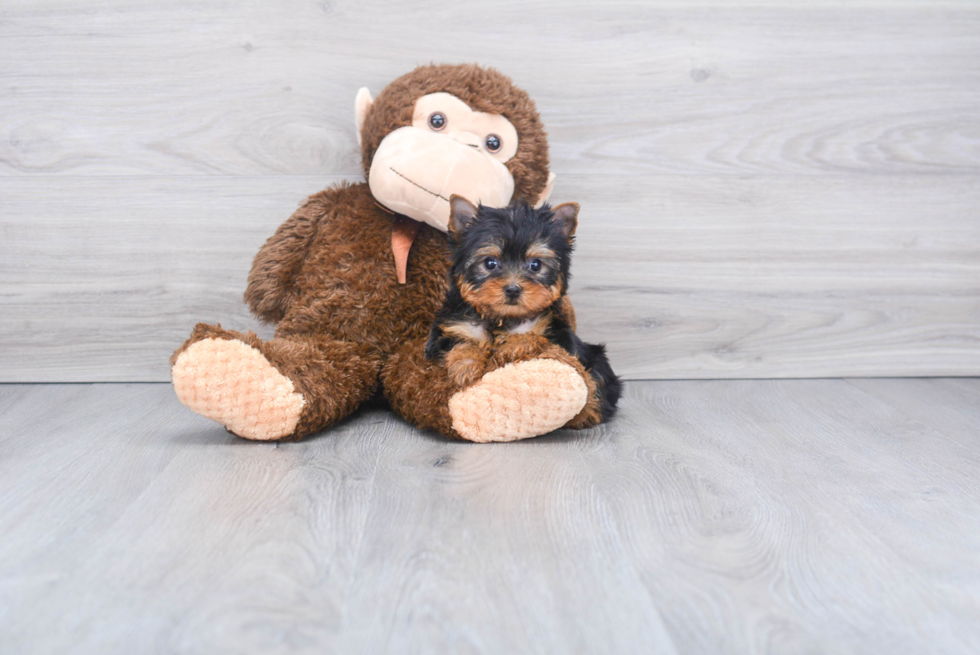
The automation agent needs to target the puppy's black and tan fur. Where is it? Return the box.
[425,195,621,422]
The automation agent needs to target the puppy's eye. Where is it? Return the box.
[528,258,542,272]
[485,134,501,152]
[484,257,499,271]
[428,112,447,131]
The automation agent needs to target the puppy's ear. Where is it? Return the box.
[449,195,480,236]
[533,172,556,208]
[550,202,579,239]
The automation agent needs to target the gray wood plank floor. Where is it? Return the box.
[2,379,978,654]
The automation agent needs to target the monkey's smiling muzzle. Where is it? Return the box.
[369,126,514,233]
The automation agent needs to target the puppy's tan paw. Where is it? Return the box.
[491,333,551,365]
[445,343,488,389]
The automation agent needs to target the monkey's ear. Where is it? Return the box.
[533,172,557,208]
[355,87,374,147]
[449,195,480,236]
[550,202,579,239]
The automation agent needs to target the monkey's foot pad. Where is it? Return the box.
[171,338,305,441]
[448,358,588,442]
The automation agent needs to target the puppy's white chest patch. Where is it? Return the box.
[464,322,488,341]
[445,321,489,343]
[508,316,546,335]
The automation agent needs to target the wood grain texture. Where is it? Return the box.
[2,174,977,381]
[1,380,979,653]
[1,0,979,380]
[1,1,978,176]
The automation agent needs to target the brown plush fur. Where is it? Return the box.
[171,321,382,440]
[173,64,604,440]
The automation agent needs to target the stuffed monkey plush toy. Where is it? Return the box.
[171,64,607,442]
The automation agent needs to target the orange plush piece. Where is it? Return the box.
[171,64,606,442]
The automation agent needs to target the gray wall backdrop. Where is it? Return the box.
[1,0,978,382]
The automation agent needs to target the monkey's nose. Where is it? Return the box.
[504,284,523,300]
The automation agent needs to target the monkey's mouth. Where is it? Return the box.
[389,167,448,203]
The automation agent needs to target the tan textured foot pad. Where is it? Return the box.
[447,358,588,443]
[171,338,305,441]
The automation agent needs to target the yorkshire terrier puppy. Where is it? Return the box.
[425,195,621,422]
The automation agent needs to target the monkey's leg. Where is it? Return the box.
[486,337,605,432]
[383,336,602,442]
[382,337,460,438]
[171,323,380,441]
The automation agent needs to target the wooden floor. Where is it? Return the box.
[2,379,978,654]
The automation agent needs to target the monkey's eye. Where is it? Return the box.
[484,134,502,152]
[428,112,447,131]
[484,257,499,271]
[528,258,542,273]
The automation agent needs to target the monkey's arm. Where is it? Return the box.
[244,191,333,324]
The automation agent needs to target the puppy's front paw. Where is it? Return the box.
[445,343,489,389]
[491,333,551,365]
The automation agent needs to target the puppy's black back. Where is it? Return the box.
[579,342,622,421]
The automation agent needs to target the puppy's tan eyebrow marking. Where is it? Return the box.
[526,241,556,260]
[466,244,502,269]
[474,245,502,258]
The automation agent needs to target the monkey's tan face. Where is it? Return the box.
[368,93,518,232]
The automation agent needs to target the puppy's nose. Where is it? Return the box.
[504,284,523,300]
